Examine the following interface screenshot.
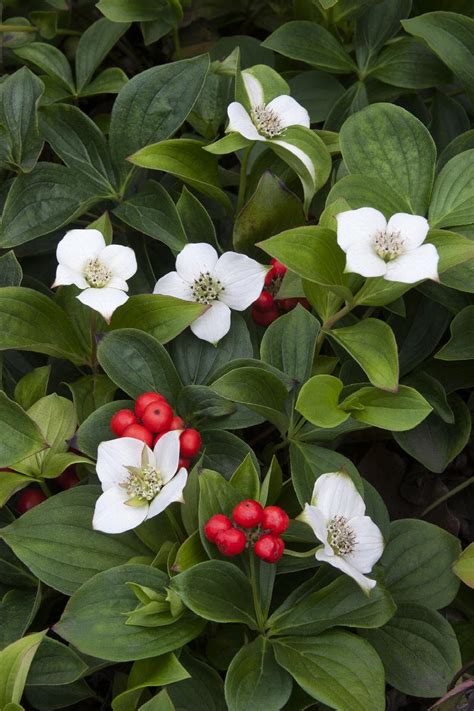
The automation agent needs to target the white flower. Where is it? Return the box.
[92,431,187,534]
[53,228,137,322]
[153,242,267,344]
[301,471,384,593]
[336,208,439,284]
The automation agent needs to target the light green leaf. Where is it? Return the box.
[296,375,350,429]
[452,543,474,589]
[326,174,411,216]
[97,0,172,22]
[112,654,190,711]
[14,366,50,411]
[339,102,436,215]
[341,385,432,431]
[436,305,474,360]
[0,631,46,707]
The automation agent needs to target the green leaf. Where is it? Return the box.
[109,55,209,171]
[0,67,44,173]
[381,519,461,608]
[80,66,128,96]
[261,306,320,385]
[0,472,33,507]
[210,366,289,432]
[14,366,50,411]
[0,587,40,650]
[403,11,474,103]
[370,37,452,89]
[1,486,151,595]
[27,637,88,687]
[233,171,305,257]
[326,174,411,216]
[56,564,204,661]
[262,21,357,74]
[268,575,396,637]
[258,226,352,301]
[0,287,87,363]
[200,430,259,480]
[296,375,350,429]
[129,139,231,211]
[0,163,98,247]
[113,181,186,251]
[75,399,132,458]
[355,0,413,69]
[198,470,241,557]
[0,252,22,287]
[97,0,172,21]
[75,17,130,91]
[0,631,46,708]
[14,43,74,93]
[177,187,217,247]
[167,650,226,711]
[329,319,399,391]
[341,385,432,431]
[225,637,292,711]
[97,329,182,406]
[67,374,117,424]
[436,305,474,360]
[0,391,46,469]
[110,295,206,344]
[394,394,470,473]
[172,560,257,629]
[339,102,436,215]
[430,150,474,228]
[112,653,190,711]
[452,543,474,588]
[273,631,385,711]
[170,314,252,386]
[360,604,461,698]
[39,103,118,195]
[230,454,260,500]
[289,71,344,124]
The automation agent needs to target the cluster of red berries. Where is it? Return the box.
[252,258,310,327]
[204,499,289,563]
[110,391,201,470]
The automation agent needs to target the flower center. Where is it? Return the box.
[190,271,224,304]
[250,104,284,138]
[327,515,357,556]
[123,464,163,504]
[373,229,404,262]
[84,258,112,288]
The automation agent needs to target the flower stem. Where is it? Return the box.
[248,551,266,632]
[39,480,52,497]
[421,476,474,517]
[283,545,322,558]
[236,145,253,214]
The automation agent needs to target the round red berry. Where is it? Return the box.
[16,487,47,514]
[215,527,247,556]
[253,290,275,313]
[135,392,166,419]
[56,467,79,490]
[204,514,232,542]
[277,297,310,312]
[262,506,289,535]
[252,304,280,326]
[180,429,202,457]
[169,415,185,431]
[232,499,263,528]
[122,423,153,447]
[254,534,285,563]
[178,457,192,470]
[110,408,138,436]
[142,401,173,433]
[270,258,287,278]
[264,268,276,287]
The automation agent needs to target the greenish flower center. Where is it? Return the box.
[251,104,284,138]
[374,229,404,262]
[84,258,112,288]
[327,515,356,556]
[123,464,163,504]
[190,271,224,304]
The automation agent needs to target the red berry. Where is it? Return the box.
[264,268,276,287]
[56,467,79,490]
[142,401,173,433]
[110,408,138,436]
[215,527,247,556]
[254,534,285,563]
[169,416,185,431]
[270,258,287,278]
[180,429,202,457]
[252,304,280,326]
[122,423,153,446]
[262,506,289,535]
[232,499,263,528]
[178,457,192,470]
[135,392,166,419]
[204,514,232,542]
[277,297,310,312]
[253,290,275,313]
[16,487,47,514]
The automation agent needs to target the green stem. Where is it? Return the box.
[236,145,253,214]
[166,508,185,543]
[0,24,80,35]
[314,301,354,356]
[421,476,474,517]
[283,545,322,558]
[249,551,266,632]
[39,480,52,497]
